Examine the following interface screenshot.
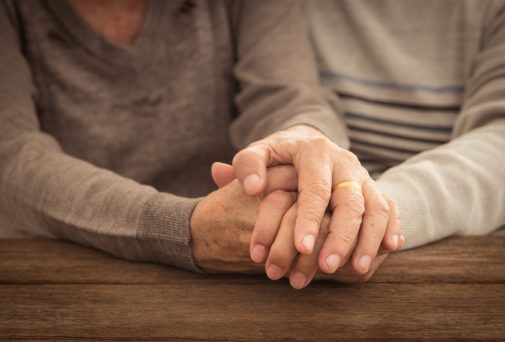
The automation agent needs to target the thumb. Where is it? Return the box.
[211,162,236,188]
[232,145,270,196]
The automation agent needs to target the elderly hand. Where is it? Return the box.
[228,125,404,278]
[190,176,396,286]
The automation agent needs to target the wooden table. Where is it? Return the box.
[0,237,504,341]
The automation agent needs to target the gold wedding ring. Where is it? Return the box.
[333,180,362,193]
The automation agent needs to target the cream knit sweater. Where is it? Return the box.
[307,0,505,248]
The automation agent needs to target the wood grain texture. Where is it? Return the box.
[0,237,504,284]
[0,237,504,341]
[0,284,504,341]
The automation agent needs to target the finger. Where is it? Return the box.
[318,181,365,274]
[212,162,297,192]
[315,246,391,284]
[351,180,389,275]
[289,214,331,289]
[293,139,334,255]
[359,249,390,282]
[399,234,406,249]
[265,203,298,280]
[232,144,271,196]
[263,165,298,194]
[211,162,235,188]
[251,190,296,263]
[381,195,402,251]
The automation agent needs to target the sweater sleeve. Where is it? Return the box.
[229,0,350,149]
[0,2,202,273]
[375,4,505,249]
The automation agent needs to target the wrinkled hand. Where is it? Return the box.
[190,171,395,287]
[190,178,260,273]
[230,125,404,277]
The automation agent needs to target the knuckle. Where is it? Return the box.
[302,181,332,202]
[298,208,323,227]
[339,193,365,218]
[339,230,357,247]
[311,136,332,149]
[367,200,390,221]
[297,189,332,225]
[328,230,355,252]
[347,215,364,231]
[340,149,360,165]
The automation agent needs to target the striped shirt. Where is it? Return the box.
[307,0,505,248]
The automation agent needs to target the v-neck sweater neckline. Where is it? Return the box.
[45,0,166,64]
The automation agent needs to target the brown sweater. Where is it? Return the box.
[0,0,345,272]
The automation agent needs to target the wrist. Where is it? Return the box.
[189,198,211,270]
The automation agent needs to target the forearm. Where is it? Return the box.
[376,121,505,249]
[0,132,202,272]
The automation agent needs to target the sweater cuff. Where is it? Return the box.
[136,193,204,273]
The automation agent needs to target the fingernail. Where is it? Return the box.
[358,255,371,273]
[267,264,284,280]
[243,174,260,194]
[301,235,315,254]
[251,244,267,263]
[291,272,307,289]
[324,254,341,273]
[390,235,399,249]
[400,235,406,247]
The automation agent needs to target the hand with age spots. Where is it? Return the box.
[210,125,405,288]
[190,164,401,287]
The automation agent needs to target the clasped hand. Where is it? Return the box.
[192,125,404,288]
